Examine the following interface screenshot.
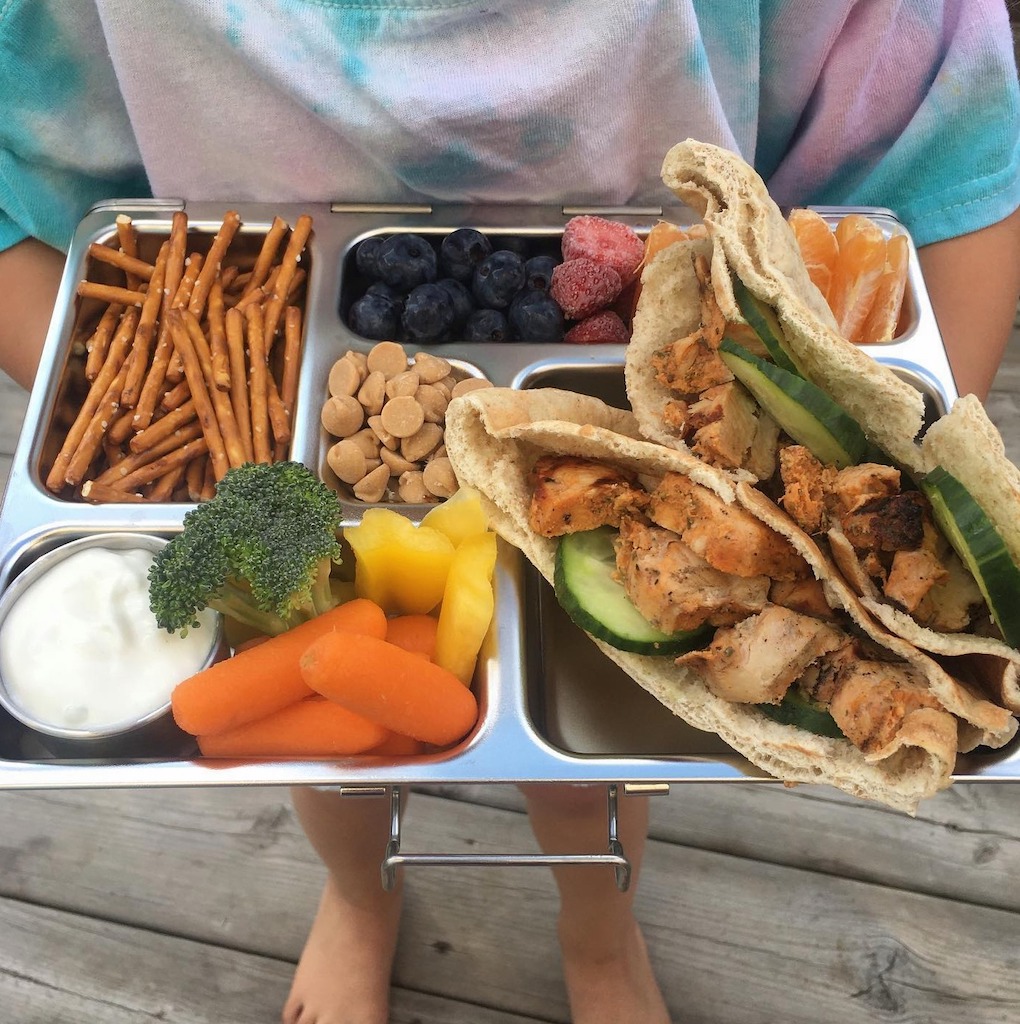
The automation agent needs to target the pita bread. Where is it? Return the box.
[444,386,987,814]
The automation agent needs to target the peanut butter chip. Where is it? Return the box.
[415,384,449,424]
[451,376,494,399]
[348,427,383,459]
[400,421,443,463]
[321,394,365,437]
[412,351,452,384]
[367,414,399,451]
[366,340,409,378]
[353,463,390,503]
[344,349,369,379]
[327,439,367,484]
[397,470,431,504]
[385,369,420,399]
[380,446,419,476]
[357,370,387,416]
[328,358,362,398]
[422,457,458,498]
[379,395,425,438]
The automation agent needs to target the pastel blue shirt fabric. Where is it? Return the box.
[1,0,1017,253]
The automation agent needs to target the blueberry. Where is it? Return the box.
[402,283,455,344]
[496,235,530,259]
[463,308,512,343]
[365,281,404,304]
[375,233,437,291]
[439,228,492,282]
[473,250,526,309]
[508,288,565,342]
[436,278,475,329]
[348,291,402,340]
[524,255,558,292]
[355,237,384,279]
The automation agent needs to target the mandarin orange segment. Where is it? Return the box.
[858,233,909,344]
[788,208,838,302]
[628,221,691,316]
[829,214,888,343]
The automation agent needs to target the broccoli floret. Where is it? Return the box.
[149,461,344,636]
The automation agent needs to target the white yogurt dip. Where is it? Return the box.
[0,545,219,732]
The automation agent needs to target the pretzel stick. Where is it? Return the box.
[129,399,197,453]
[241,216,289,298]
[207,278,231,390]
[121,240,170,407]
[76,282,145,306]
[224,306,253,462]
[103,438,127,467]
[109,435,210,492]
[180,310,247,469]
[146,462,188,502]
[187,210,241,322]
[106,405,138,446]
[273,305,302,461]
[266,373,291,448]
[185,454,208,501]
[219,265,240,292]
[159,213,191,385]
[161,378,192,411]
[245,303,272,464]
[81,479,148,504]
[95,420,204,486]
[45,307,139,492]
[233,265,280,313]
[84,303,124,381]
[200,457,217,500]
[64,360,130,487]
[115,214,141,290]
[168,310,231,479]
[88,243,154,283]
[262,214,312,347]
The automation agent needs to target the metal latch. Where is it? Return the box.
[379,784,635,892]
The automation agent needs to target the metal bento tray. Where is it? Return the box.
[0,198,1016,790]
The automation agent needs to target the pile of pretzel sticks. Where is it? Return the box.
[45,210,312,503]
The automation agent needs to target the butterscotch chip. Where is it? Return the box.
[321,394,365,437]
[423,457,458,498]
[353,463,390,502]
[412,351,451,384]
[440,374,458,393]
[400,421,444,463]
[328,358,362,398]
[380,446,419,476]
[427,443,448,462]
[367,414,399,451]
[366,340,408,378]
[357,370,387,416]
[432,378,452,401]
[397,470,431,504]
[451,376,494,399]
[380,395,425,438]
[327,439,367,484]
[385,369,420,399]
[415,384,449,424]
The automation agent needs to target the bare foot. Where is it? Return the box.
[559,916,672,1024]
[281,876,402,1024]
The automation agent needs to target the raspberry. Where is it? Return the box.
[561,216,644,285]
[564,311,631,345]
[550,258,622,319]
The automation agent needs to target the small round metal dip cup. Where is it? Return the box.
[0,533,222,756]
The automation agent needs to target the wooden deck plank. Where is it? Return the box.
[1,786,1018,1024]
[0,898,549,1024]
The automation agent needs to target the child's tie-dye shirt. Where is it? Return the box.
[1,0,1017,252]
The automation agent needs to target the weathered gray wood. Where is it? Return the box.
[1,786,1018,1024]
[0,898,549,1024]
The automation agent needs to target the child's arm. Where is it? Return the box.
[918,205,1020,402]
[0,238,66,390]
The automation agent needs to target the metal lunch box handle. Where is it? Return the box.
[377,784,633,892]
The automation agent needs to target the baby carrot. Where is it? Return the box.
[385,614,439,660]
[367,731,427,757]
[197,696,388,757]
[300,631,479,746]
[172,598,388,736]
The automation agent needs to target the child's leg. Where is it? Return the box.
[282,786,403,1024]
[520,784,672,1024]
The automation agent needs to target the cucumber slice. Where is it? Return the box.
[731,277,805,376]
[554,527,709,656]
[920,467,1020,649]
[757,687,845,739]
[719,338,868,469]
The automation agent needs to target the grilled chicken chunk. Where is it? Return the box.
[840,492,926,553]
[614,517,769,632]
[768,576,837,620]
[652,332,734,395]
[676,605,847,704]
[830,463,901,516]
[779,445,836,534]
[647,472,808,580]
[809,644,944,755]
[527,455,648,537]
[688,382,772,474]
